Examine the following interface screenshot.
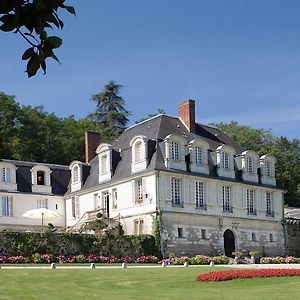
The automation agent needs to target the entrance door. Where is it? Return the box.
[223,229,235,257]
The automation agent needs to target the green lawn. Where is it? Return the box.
[0,267,299,300]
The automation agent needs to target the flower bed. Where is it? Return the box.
[197,269,300,282]
[260,256,300,264]
[0,254,158,264]
[161,255,229,266]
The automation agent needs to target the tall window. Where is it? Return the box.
[265,161,272,177]
[135,179,143,204]
[134,141,143,162]
[72,196,80,218]
[171,178,182,207]
[246,157,254,174]
[0,168,10,182]
[101,155,108,174]
[222,186,232,212]
[0,196,13,217]
[37,171,45,185]
[222,152,230,169]
[246,189,255,214]
[112,188,118,209]
[73,166,79,183]
[170,141,179,160]
[195,182,205,209]
[134,219,144,235]
[37,199,48,209]
[195,147,203,164]
[266,192,273,216]
[102,191,110,217]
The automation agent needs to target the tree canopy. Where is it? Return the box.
[88,81,130,140]
[0,0,75,77]
[211,121,300,207]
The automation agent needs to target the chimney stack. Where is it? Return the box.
[85,131,101,163]
[178,99,196,133]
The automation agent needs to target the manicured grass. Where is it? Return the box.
[0,267,300,299]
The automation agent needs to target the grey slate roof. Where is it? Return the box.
[76,114,248,193]
[0,159,70,195]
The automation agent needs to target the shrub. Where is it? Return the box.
[197,269,300,282]
[210,255,230,265]
[189,255,210,265]
[32,253,52,264]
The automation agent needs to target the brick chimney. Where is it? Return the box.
[178,99,196,133]
[85,131,101,163]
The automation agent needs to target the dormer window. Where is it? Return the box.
[195,147,203,164]
[96,144,113,182]
[70,161,83,192]
[1,167,11,182]
[72,165,79,183]
[216,145,235,179]
[130,136,148,173]
[222,152,230,169]
[0,162,17,191]
[31,165,52,194]
[189,139,209,174]
[260,155,276,186]
[170,141,179,160]
[164,134,186,171]
[241,150,259,183]
[37,171,45,185]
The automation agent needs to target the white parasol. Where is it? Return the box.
[23,208,61,232]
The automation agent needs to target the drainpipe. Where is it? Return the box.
[155,170,164,258]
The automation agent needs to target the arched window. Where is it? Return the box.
[216,145,236,179]
[134,140,143,162]
[73,165,79,183]
[129,136,148,173]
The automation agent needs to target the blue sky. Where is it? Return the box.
[1,0,300,139]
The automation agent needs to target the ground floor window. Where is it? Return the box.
[37,199,48,209]
[177,227,184,238]
[0,196,13,217]
[134,219,144,235]
[71,196,80,219]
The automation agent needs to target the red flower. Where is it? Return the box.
[196,269,300,282]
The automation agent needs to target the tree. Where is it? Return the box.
[89,81,130,141]
[0,0,75,77]
[212,121,300,207]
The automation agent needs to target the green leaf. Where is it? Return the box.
[64,6,76,16]
[40,60,47,75]
[22,47,35,60]
[26,53,40,78]
[51,54,60,64]
[0,14,15,32]
[47,36,62,49]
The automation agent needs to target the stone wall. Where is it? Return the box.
[285,218,300,256]
[161,211,285,257]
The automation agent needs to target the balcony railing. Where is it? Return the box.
[172,202,184,208]
[247,209,257,216]
[266,211,274,217]
[223,207,233,213]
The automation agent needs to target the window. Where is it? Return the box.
[37,171,45,185]
[201,229,206,239]
[246,190,255,215]
[195,182,205,209]
[170,141,179,160]
[73,165,79,183]
[135,179,143,204]
[246,157,254,174]
[37,199,48,209]
[222,152,230,169]
[270,233,274,242]
[0,168,10,182]
[71,196,80,218]
[134,141,143,162]
[112,188,118,209]
[171,178,182,207]
[101,155,108,174]
[134,219,144,235]
[177,227,183,238]
[265,161,272,177]
[0,196,13,217]
[266,192,273,216]
[195,147,203,165]
[102,191,110,217]
[222,186,232,212]
[251,232,256,242]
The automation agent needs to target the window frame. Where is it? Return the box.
[222,186,232,212]
[171,177,182,207]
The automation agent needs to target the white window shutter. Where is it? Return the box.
[131,180,136,203]
[75,197,80,218]
[0,197,2,216]
[142,177,147,198]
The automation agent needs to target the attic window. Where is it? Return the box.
[37,171,45,185]
[170,142,179,160]
[73,165,79,183]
